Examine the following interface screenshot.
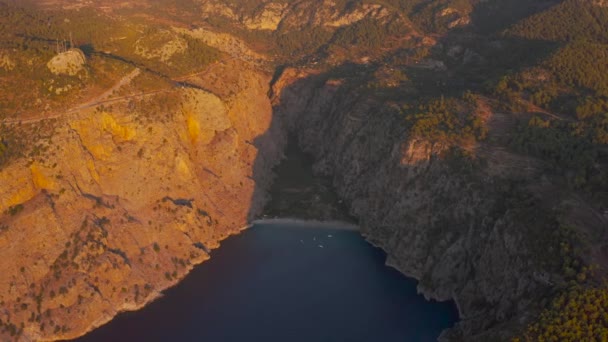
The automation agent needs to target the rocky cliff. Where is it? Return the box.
[198,0,407,34]
[271,67,608,341]
[0,60,284,341]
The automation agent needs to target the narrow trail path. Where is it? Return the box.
[1,68,143,126]
[1,58,232,126]
[68,68,142,113]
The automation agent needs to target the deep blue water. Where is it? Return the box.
[78,222,458,342]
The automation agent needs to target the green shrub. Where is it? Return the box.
[516,285,608,342]
[510,116,606,190]
[6,204,24,216]
[405,95,487,143]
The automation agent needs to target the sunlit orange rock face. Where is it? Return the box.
[0,60,284,341]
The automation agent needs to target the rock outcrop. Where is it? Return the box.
[0,51,15,72]
[46,49,86,76]
[243,2,288,31]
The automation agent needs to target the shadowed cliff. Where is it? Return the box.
[265,44,608,340]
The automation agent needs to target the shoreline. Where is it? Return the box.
[73,218,457,342]
[69,218,358,341]
[250,218,359,231]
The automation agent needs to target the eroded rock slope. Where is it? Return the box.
[0,60,284,341]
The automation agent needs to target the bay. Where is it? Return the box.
[78,221,458,342]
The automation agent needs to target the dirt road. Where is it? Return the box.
[1,58,232,126]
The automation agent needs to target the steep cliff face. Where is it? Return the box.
[271,68,607,341]
[0,61,283,341]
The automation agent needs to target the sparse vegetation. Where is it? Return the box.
[507,0,608,43]
[404,95,486,143]
[510,116,606,191]
[516,285,608,342]
[6,204,24,216]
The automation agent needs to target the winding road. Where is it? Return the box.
[1,58,232,126]
[68,68,142,113]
